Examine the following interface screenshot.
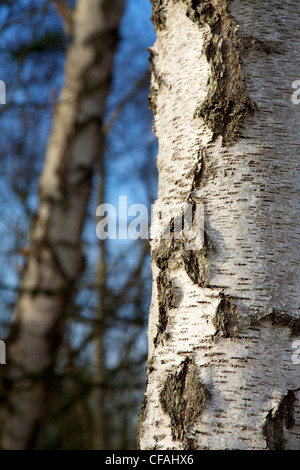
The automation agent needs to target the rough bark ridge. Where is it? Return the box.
[139,0,300,449]
[185,0,257,144]
[159,357,211,447]
[0,0,124,450]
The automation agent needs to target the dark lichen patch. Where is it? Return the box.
[152,216,216,344]
[183,438,198,450]
[147,356,155,374]
[262,390,298,450]
[194,90,256,145]
[237,35,284,56]
[147,46,159,120]
[188,146,214,192]
[183,0,219,30]
[148,87,158,117]
[153,237,177,346]
[181,247,207,286]
[160,357,211,445]
[155,270,176,346]
[213,294,239,338]
[184,0,257,144]
[254,309,300,337]
[152,237,174,271]
[181,231,215,288]
[151,0,168,32]
[155,211,215,290]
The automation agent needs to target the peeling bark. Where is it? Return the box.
[139,0,300,450]
[0,0,124,450]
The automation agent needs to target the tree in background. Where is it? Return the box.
[0,0,157,450]
[139,0,300,450]
[0,0,125,449]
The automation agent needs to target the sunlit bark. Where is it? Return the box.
[139,0,300,450]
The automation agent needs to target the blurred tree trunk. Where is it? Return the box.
[92,150,106,450]
[0,0,124,450]
[138,0,300,450]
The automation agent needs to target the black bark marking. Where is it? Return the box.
[188,146,214,192]
[252,309,300,337]
[263,390,299,450]
[237,35,284,56]
[184,0,257,145]
[160,357,211,445]
[148,87,157,118]
[147,46,158,120]
[137,395,148,449]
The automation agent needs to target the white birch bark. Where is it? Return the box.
[0,0,124,449]
[138,0,300,450]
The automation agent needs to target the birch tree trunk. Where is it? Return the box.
[138,0,300,450]
[0,0,124,450]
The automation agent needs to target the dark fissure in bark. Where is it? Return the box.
[153,238,176,346]
[152,210,217,346]
[152,212,217,346]
[155,270,175,345]
[151,0,168,32]
[184,0,257,145]
[237,35,284,56]
[189,146,213,192]
[213,294,239,338]
[252,309,300,337]
[181,226,216,288]
[263,390,298,450]
[181,242,210,287]
[160,357,211,446]
[137,395,148,449]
